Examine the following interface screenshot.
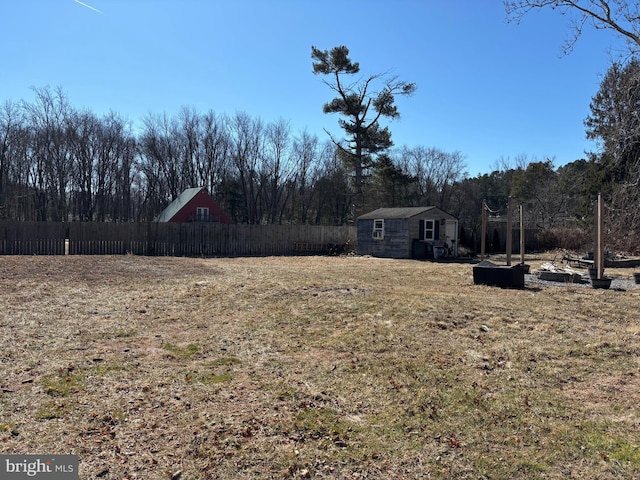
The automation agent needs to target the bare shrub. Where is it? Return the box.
[531,227,592,252]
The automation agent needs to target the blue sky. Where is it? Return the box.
[2,0,629,176]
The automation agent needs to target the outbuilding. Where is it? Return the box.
[357,207,458,259]
[155,187,233,224]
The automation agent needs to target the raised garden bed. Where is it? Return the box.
[473,260,525,289]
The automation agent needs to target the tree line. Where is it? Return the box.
[0,82,599,252]
[0,86,467,225]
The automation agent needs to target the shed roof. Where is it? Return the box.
[155,187,204,222]
[358,206,456,220]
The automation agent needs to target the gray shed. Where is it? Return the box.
[357,207,458,259]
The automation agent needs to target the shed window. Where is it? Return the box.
[196,207,209,222]
[372,219,384,240]
[424,220,434,240]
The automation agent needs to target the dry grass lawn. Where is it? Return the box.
[1,253,640,479]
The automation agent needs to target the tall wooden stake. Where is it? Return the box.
[506,196,512,266]
[520,204,525,265]
[597,193,604,279]
[481,200,487,260]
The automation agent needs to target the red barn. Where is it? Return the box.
[155,187,233,224]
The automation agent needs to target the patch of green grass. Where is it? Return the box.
[205,357,241,368]
[294,407,353,443]
[36,401,68,419]
[514,460,548,477]
[41,370,84,397]
[578,425,640,465]
[195,356,241,384]
[163,342,201,359]
[612,443,640,464]
[199,372,233,384]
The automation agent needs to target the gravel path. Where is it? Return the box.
[525,273,639,290]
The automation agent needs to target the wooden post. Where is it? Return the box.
[520,204,525,265]
[481,200,487,260]
[506,196,512,266]
[597,193,604,279]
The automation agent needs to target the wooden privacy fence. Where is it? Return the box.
[0,221,356,257]
[0,221,66,255]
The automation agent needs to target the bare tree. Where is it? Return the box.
[228,112,263,224]
[6,117,33,219]
[432,150,467,211]
[290,131,323,223]
[311,143,352,225]
[490,154,532,174]
[67,110,100,220]
[138,112,185,218]
[198,111,231,197]
[505,0,640,55]
[97,112,136,221]
[177,107,201,189]
[65,110,136,221]
[0,101,25,218]
[399,146,467,211]
[23,87,74,221]
[399,146,440,205]
[260,118,296,223]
